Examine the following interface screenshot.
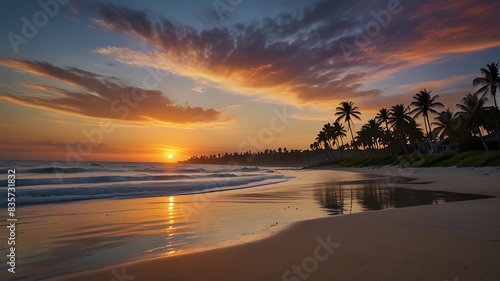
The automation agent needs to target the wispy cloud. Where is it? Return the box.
[400,75,474,94]
[0,60,230,124]
[192,86,205,93]
[89,0,500,107]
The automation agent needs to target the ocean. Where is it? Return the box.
[0,161,492,280]
[0,161,296,281]
[0,160,289,206]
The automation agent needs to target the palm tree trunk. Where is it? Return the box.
[384,122,393,155]
[348,122,358,156]
[425,114,435,154]
[491,87,499,124]
[336,138,345,159]
[348,123,355,147]
[328,140,336,160]
[402,135,409,155]
[449,129,459,152]
[423,114,430,139]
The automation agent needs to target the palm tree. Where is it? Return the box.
[456,93,494,151]
[404,119,425,150]
[315,130,329,149]
[375,108,390,132]
[375,108,393,153]
[335,101,362,147]
[389,104,412,130]
[364,119,384,149]
[410,89,444,140]
[322,123,336,149]
[432,109,458,145]
[332,121,347,148]
[355,128,372,150]
[310,142,320,150]
[473,62,500,126]
[332,121,347,158]
[389,104,412,153]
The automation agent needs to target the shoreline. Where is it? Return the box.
[51,166,500,281]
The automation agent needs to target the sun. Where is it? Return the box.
[168,154,173,159]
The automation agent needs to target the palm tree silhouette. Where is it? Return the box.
[355,119,384,150]
[332,121,347,148]
[322,123,336,149]
[389,104,412,129]
[405,119,425,151]
[315,130,329,149]
[335,101,361,149]
[365,119,384,149]
[389,104,412,153]
[432,109,458,145]
[332,121,347,158]
[456,93,494,151]
[310,142,320,150]
[473,63,500,126]
[410,89,444,140]
[375,108,393,153]
[376,108,390,132]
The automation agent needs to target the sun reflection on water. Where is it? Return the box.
[165,196,178,255]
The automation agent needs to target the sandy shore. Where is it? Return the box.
[52,166,500,281]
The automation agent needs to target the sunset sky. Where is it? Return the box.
[1,0,499,162]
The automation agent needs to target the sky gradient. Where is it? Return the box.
[1,0,499,162]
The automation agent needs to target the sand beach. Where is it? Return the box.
[52,166,500,281]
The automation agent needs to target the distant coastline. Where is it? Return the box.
[181,149,500,168]
[178,149,358,167]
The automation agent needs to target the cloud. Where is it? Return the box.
[89,0,500,107]
[0,59,229,124]
[399,75,473,94]
[192,86,205,93]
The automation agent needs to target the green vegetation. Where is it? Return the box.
[311,62,500,156]
[338,155,395,167]
[336,151,500,168]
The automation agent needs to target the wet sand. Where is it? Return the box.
[51,166,500,281]
[15,168,373,280]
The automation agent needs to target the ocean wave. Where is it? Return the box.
[0,161,288,206]
[1,175,289,205]
[173,168,207,173]
[10,164,268,175]
[17,174,189,186]
[22,167,100,174]
[17,173,242,187]
[230,167,264,172]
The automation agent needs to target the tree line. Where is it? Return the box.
[311,62,500,155]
